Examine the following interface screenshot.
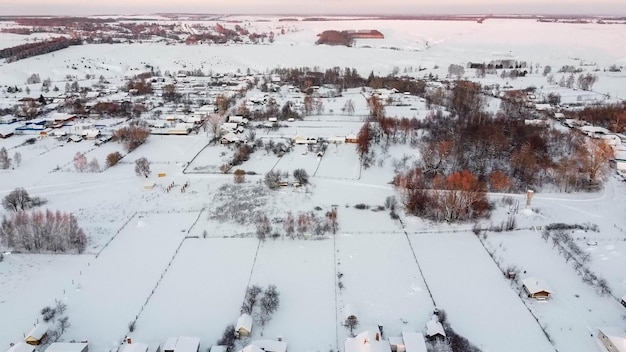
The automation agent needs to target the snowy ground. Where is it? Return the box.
[2,17,626,352]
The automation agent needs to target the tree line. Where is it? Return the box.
[1,37,81,63]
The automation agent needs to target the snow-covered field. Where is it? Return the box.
[2,16,626,352]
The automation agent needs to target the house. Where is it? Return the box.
[620,294,626,308]
[398,331,426,352]
[7,343,35,352]
[220,122,239,134]
[0,125,14,138]
[346,134,358,143]
[344,330,390,352]
[522,277,553,299]
[67,135,83,143]
[209,347,227,352]
[425,317,446,340]
[235,313,253,338]
[0,115,17,124]
[220,132,240,144]
[597,327,626,352]
[120,342,160,352]
[24,324,48,345]
[292,135,307,145]
[163,337,199,352]
[228,115,247,124]
[82,129,101,140]
[45,342,88,352]
[248,340,287,352]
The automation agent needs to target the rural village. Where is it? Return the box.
[1,13,626,352]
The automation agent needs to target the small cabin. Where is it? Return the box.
[235,314,252,338]
[522,277,553,300]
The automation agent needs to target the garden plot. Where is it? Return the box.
[59,212,200,352]
[485,231,626,352]
[271,144,320,175]
[335,207,401,234]
[582,239,626,299]
[247,239,336,352]
[131,135,209,164]
[410,232,554,352]
[314,144,361,180]
[187,218,255,238]
[335,234,435,339]
[185,144,234,173]
[238,150,280,174]
[0,254,90,349]
[130,238,259,347]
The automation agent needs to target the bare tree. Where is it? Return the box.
[343,99,355,115]
[88,158,100,172]
[346,316,359,336]
[2,187,31,212]
[57,316,70,334]
[264,170,281,189]
[293,169,309,185]
[13,152,21,167]
[258,285,280,326]
[106,152,123,167]
[73,152,87,172]
[0,147,11,169]
[255,214,271,241]
[241,285,262,314]
[134,157,151,178]
[326,208,339,234]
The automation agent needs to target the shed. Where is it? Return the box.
[522,277,553,300]
[401,331,427,352]
[345,134,358,143]
[235,313,253,338]
[25,324,48,345]
[144,183,156,190]
[209,346,227,352]
[45,343,88,352]
[120,343,160,352]
[425,317,446,340]
[8,342,35,352]
[597,327,626,352]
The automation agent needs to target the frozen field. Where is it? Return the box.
[0,254,89,349]
[336,234,435,339]
[485,231,626,352]
[60,212,200,352]
[2,16,626,352]
[410,233,555,352]
[130,238,259,347]
[247,239,337,352]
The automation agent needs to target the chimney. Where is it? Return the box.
[375,333,380,341]
[277,336,282,342]
[526,190,534,209]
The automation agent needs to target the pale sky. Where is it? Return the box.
[0,0,624,16]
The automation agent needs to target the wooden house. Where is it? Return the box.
[522,277,552,300]
[24,324,48,345]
